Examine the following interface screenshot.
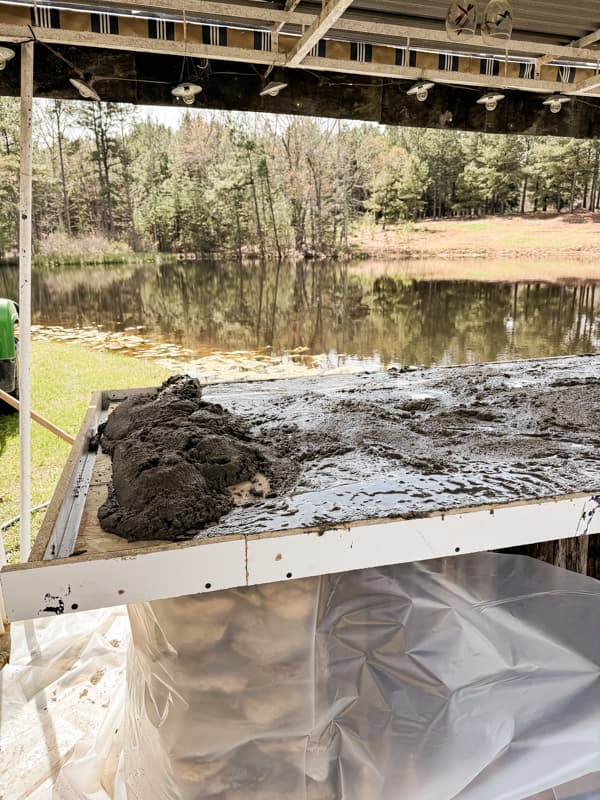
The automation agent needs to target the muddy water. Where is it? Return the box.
[0,258,598,376]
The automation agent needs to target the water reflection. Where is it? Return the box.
[0,259,598,367]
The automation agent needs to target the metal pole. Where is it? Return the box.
[19,41,34,563]
[0,530,7,633]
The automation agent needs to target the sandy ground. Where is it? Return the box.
[350,212,600,268]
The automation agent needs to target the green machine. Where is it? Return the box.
[0,298,19,402]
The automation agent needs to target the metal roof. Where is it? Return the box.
[4,0,600,49]
[345,0,600,41]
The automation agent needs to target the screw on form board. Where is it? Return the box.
[576,496,600,537]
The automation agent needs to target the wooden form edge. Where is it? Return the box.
[28,386,158,562]
[3,373,599,621]
[2,490,599,621]
[28,390,103,563]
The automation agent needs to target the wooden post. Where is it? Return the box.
[19,41,34,563]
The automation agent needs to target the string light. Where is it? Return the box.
[477,91,505,111]
[407,81,434,102]
[171,82,203,105]
[260,80,288,97]
[542,94,571,114]
[69,77,101,102]
[0,46,16,70]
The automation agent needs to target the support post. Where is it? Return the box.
[19,41,34,563]
[0,530,7,633]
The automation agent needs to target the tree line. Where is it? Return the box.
[1,97,600,259]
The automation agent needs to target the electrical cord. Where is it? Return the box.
[0,502,50,533]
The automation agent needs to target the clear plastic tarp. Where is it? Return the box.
[3,553,600,800]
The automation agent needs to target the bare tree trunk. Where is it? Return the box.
[590,147,600,211]
[263,160,282,261]
[307,156,323,255]
[53,102,71,234]
[520,174,528,214]
[234,192,243,264]
[90,106,114,236]
[569,169,577,213]
[246,150,266,263]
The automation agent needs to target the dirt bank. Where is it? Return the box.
[350,212,600,262]
[98,356,600,542]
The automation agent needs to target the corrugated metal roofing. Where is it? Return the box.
[190,0,600,45]
[346,0,600,41]
[5,0,600,45]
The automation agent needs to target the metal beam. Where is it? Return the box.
[2,493,598,621]
[18,39,33,564]
[286,0,354,67]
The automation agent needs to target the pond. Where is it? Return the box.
[0,257,598,377]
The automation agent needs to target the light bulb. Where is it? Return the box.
[69,78,101,102]
[171,82,203,105]
[0,46,16,71]
[407,81,434,102]
[260,81,288,97]
[477,92,504,113]
[542,94,570,114]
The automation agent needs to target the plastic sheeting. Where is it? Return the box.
[3,553,600,800]
[123,554,600,800]
[0,605,129,800]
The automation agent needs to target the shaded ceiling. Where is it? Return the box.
[2,0,600,135]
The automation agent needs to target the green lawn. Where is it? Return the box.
[0,340,169,563]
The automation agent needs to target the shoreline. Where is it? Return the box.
[348,212,600,266]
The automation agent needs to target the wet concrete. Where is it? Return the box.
[98,376,283,540]
[99,356,600,541]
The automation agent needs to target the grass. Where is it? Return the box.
[0,340,169,563]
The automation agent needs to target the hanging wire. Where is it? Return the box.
[0,502,50,533]
[573,96,600,111]
[176,6,211,86]
[39,39,84,77]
